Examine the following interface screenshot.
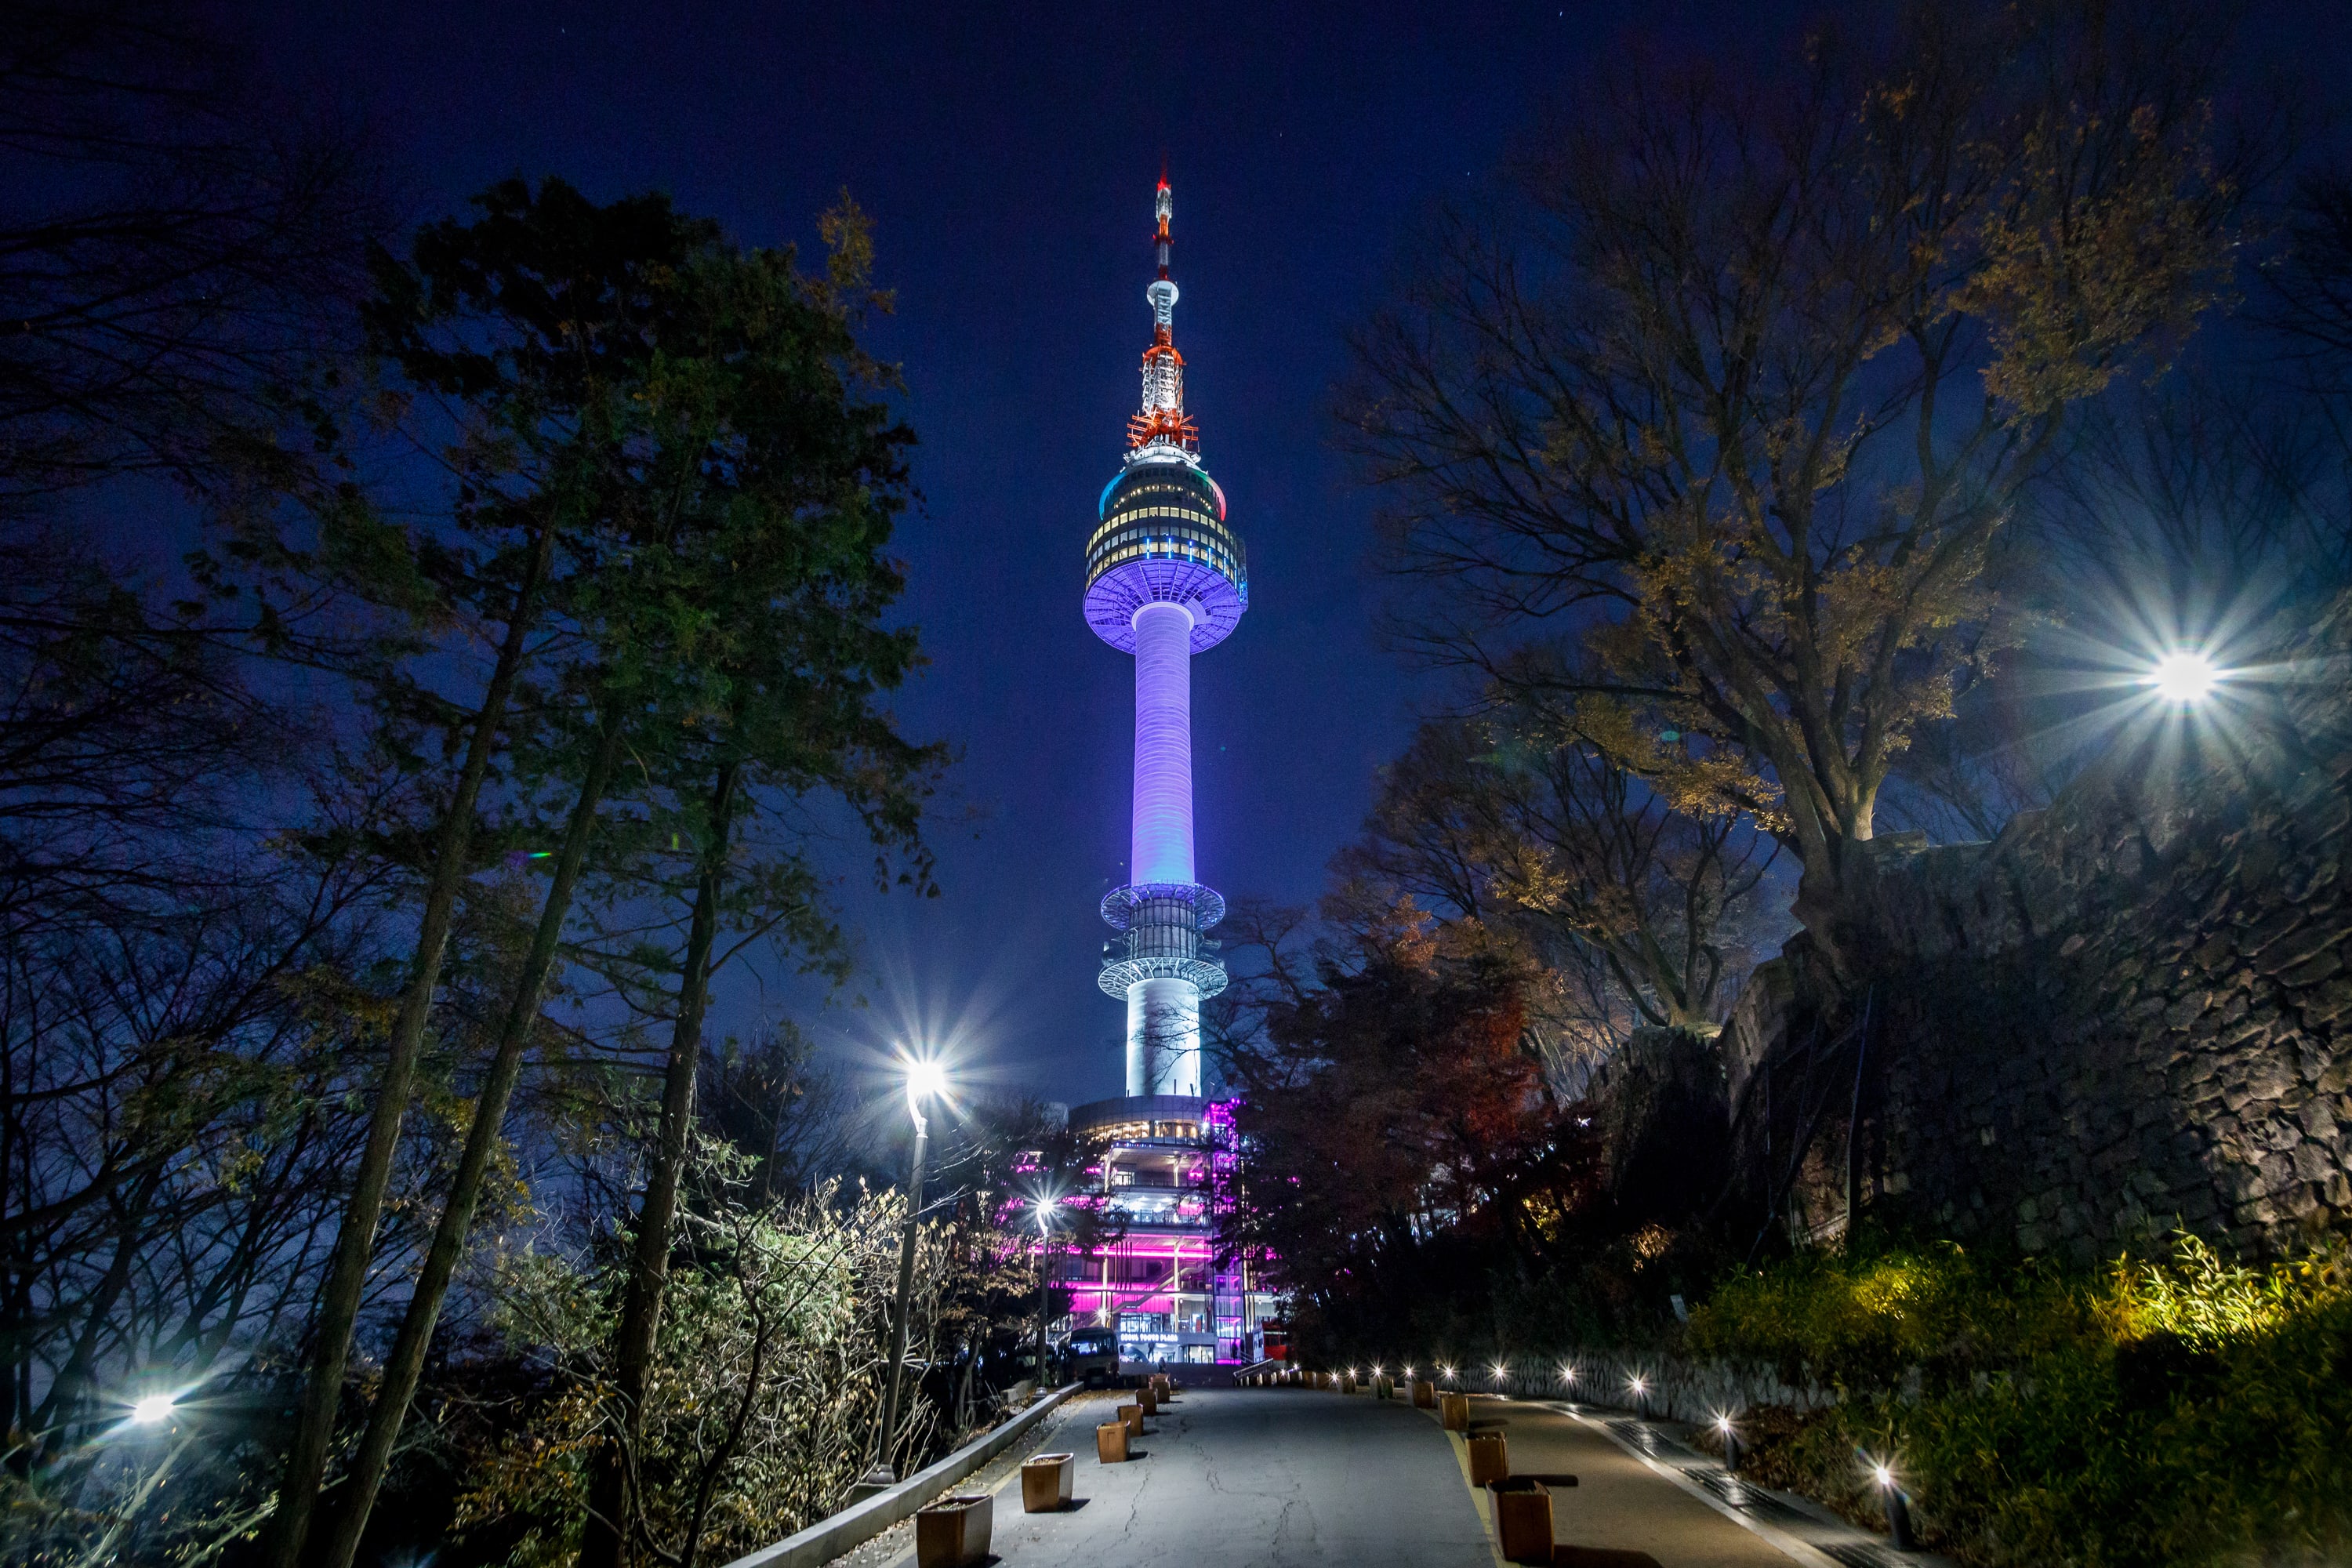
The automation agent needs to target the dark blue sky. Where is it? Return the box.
[246,1,1868,1104]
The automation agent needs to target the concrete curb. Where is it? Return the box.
[715,1384,1081,1568]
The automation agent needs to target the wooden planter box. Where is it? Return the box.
[914,1493,992,1568]
[1021,1452,1075,1512]
[1440,1391,1470,1430]
[1413,1379,1437,1409]
[1467,1429,1510,1486]
[1118,1402,1144,1440]
[1487,1476,1555,1565]
[1137,1386,1157,1416]
[1096,1420,1130,1463]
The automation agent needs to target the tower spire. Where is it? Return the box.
[1130,175,1196,454]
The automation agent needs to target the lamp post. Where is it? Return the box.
[867,1058,945,1486]
[1032,1193,1058,1395]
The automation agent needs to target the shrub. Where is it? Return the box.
[1690,1235,2352,1566]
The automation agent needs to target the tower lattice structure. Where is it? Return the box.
[1084,176,1247,1098]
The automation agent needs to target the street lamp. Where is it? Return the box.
[866,1054,946,1487]
[1031,1192,1059,1396]
[130,1393,175,1425]
[1628,1374,1650,1421]
[2148,649,2222,705]
[1716,1414,1740,1473]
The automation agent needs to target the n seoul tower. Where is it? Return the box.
[1086,176,1247,1099]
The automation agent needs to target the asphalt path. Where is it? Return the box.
[839,1385,1922,1568]
[971,1386,1494,1567]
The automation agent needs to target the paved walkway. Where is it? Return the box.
[837,1385,1933,1568]
[851,1385,1492,1567]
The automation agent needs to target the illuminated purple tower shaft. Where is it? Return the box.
[1086,178,1247,1098]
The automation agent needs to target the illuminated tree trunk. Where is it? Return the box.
[268,530,549,1568]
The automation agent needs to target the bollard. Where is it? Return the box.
[1884,1485,1916,1552]
[914,1493,992,1568]
[1020,1453,1074,1512]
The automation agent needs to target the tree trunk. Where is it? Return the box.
[268,528,550,1568]
[579,757,740,1568]
[318,706,624,1568]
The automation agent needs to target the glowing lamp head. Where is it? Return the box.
[2148,650,2220,704]
[1491,1363,1507,1382]
[904,1058,948,1109]
[1560,1364,1577,1384]
[1371,1365,1382,1377]
[1873,1463,1896,1490]
[1716,1414,1735,1435]
[1442,1364,1456,1379]
[130,1393,174,1425]
[1629,1376,1648,1395]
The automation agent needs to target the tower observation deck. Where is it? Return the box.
[1085,176,1247,1099]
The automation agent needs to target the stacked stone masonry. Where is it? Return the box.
[1702,594,2352,1262]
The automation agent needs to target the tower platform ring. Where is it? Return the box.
[1100,881,1226,932]
[1098,954,1229,999]
[1083,459,1247,654]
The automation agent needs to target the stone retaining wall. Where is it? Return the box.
[1695,596,2352,1261]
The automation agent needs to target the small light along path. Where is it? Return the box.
[828,1380,1956,1568]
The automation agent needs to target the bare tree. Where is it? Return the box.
[1341,3,2238,967]
[1333,717,1778,1080]
[0,0,389,499]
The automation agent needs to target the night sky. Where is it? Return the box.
[250,1,2321,1110]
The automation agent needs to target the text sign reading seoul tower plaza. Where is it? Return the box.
[1085,176,1246,1098]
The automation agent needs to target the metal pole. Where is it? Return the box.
[875,1102,928,1479]
[1035,1218,1052,1391]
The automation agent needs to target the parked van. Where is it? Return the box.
[1059,1327,1120,1387]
